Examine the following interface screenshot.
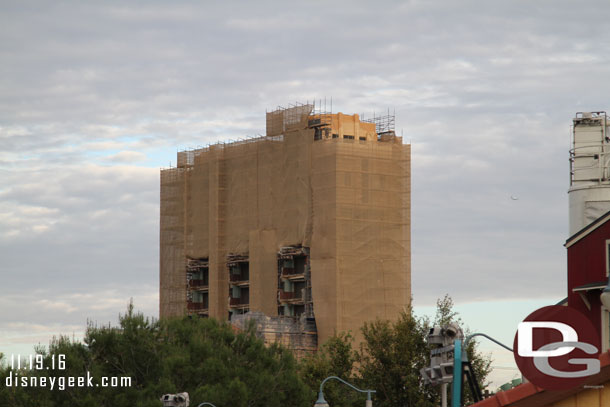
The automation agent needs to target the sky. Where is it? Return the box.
[2,0,610,390]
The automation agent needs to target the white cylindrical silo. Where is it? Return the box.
[568,111,610,235]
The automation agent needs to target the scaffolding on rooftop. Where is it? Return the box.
[165,100,398,170]
[362,108,396,134]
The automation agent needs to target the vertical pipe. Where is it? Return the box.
[441,383,447,407]
[452,340,462,407]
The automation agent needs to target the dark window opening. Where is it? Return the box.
[241,287,250,304]
[293,281,306,298]
[230,262,249,282]
[314,128,322,140]
[191,269,209,286]
[230,286,249,305]
[294,256,306,274]
[294,304,305,317]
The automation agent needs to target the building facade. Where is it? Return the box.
[566,210,610,353]
[566,111,610,354]
[159,104,411,348]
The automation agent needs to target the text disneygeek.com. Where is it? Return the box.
[3,354,131,391]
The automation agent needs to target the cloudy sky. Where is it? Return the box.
[2,0,610,388]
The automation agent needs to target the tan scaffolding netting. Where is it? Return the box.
[160,106,410,346]
[159,167,186,317]
[309,133,410,344]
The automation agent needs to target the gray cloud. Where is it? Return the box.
[2,0,610,352]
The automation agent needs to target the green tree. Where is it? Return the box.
[0,304,311,407]
[433,294,461,327]
[300,295,492,407]
[357,307,435,407]
[298,332,360,407]
[426,294,492,406]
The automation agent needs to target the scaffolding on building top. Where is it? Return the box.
[163,101,397,170]
[362,108,396,134]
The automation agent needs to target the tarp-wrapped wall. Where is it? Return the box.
[310,136,410,344]
[159,168,187,317]
[160,107,410,347]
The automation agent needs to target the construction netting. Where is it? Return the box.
[309,133,410,344]
[160,106,410,346]
[159,167,186,317]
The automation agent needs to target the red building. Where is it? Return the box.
[566,209,610,353]
[471,211,610,407]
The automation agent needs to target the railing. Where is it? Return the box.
[229,297,247,306]
[188,279,208,288]
[281,267,304,277]
[187,302,208,311]
[279,290,306,303]
[279,290,295,300]
[569,146,609,184]
[230,274,248,283]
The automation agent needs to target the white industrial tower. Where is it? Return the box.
[569,112,610,235]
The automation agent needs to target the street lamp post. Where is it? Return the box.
[314,376,376,407]
[450,333,513,407]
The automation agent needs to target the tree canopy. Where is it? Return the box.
[1,303,310,407]
[298,295,491,407]
[1,296,490,407]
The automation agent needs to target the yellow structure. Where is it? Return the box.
[160,103,411,347]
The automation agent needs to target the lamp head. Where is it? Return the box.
[444,325,458,338]
[442,322,463,341]
[314,391,329,407]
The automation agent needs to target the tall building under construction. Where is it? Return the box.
[160,103,411,351]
